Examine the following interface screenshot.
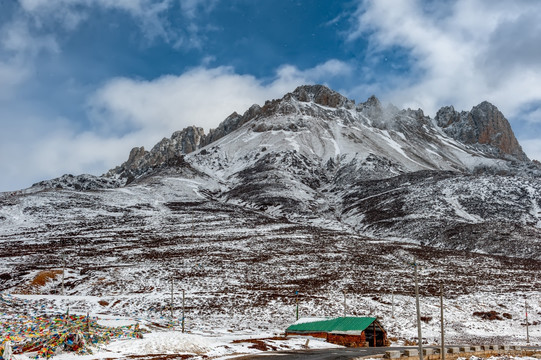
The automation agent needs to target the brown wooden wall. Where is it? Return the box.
[327,332,367,347]
[286,331,368,347]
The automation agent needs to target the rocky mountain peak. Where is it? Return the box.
[364,95,382,108]
[435,101,528,161]
[290,84,355,109]
[106,126,203,182]
[356,94,384,120]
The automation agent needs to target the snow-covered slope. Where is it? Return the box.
[1,174,540,342]
[3,84,540,258]
[172,85,541,257]
[1,85,540,345]
[187,85,516,181]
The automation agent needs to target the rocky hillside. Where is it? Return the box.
[1,85,540,343]
[2,175,539,343]
[435,102,528,161]
[16,85,541,259]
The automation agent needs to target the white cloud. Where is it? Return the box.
[349,0,541,121]
[19,0,173,39]
[0,115,137,191]
[0,61,350,192]
[88,61,353,139]
[0,0,209,100]
[0,0,221,110]
[89,67,273,140]
[0,60,30,98]
[520,107,541,125]
[18,0,212,45]
[0,18,59,98]
[179,0,219,19]
[1,19,59,55]
[520,139,541,162]
[304,59,354,79]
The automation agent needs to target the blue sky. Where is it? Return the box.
[1,0,541,192]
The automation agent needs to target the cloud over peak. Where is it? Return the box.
[89,60,354,137]
[349,0,541,121]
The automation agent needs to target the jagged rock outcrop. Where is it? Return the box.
[32,174,123,190]
[204,105,262,145]
[435,101,528,161]
[291,84,355,109]
[106,126,205,182]
[105,104,266,182]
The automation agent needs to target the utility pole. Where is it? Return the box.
[390,279,396,319]
[526,300,530,344]
[440,284,445,360]
[413,259,424,360]
[170,276,174,323]
[296,291,299,321]
[61,256,66,296]
[343,290,347,317]
[182,289,185,333]
[392,290,395,319]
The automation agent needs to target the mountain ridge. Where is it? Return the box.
[6,84,541,260]
[2,85,540,346]
[23,85,536,194]
[99,85,535,188]
[107,85,529,184]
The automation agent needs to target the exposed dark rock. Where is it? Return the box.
[32,174,123,190]
[0,273,12,281]
[106,126,204,181]
[290,84,355,109]
[435,102,528,161]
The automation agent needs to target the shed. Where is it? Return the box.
[285,317,388,347]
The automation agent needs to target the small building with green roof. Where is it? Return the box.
[285,317,388,347]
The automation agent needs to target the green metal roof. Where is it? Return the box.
[286,317,378,334]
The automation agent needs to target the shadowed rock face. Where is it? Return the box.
[290,84,355,109]
[435,101,528,161]
[106,126,205,181]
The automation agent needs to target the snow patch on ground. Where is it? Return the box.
[106,332,215,355]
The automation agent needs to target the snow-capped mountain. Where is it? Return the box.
[1,85,540,344]
[100,84,541,258]
[108,85,533,184]
[7,84,541,259]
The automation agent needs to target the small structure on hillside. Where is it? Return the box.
[285,317,388,347]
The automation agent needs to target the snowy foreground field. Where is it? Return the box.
[1,175,540,359]
[11,330,342,360]
[2,289,539,360]
[2,291,343,359]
